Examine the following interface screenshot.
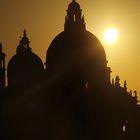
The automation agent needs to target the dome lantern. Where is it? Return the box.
[64,0,86,31]
[16,30,31,54]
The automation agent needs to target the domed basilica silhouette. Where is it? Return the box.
[0,1,140,140]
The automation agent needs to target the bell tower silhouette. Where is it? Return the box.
[64,0,86,31]
[0,43,6,88]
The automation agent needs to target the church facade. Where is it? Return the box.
[0,1,140,140]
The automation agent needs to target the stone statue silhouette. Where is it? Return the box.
[0,43,5,69]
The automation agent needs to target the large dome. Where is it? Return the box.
[46,31,107,71]
[45,1,109,88]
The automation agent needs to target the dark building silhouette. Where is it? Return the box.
[46,0,111,94]
[7,30,44,91]
[0,43,6,89]
[0,0,140,140]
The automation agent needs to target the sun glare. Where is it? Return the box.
[103,28,119,44]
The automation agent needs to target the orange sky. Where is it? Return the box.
[0,0,140,100]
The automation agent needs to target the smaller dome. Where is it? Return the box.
[7,50,44,89]
[68,0,81,12]
[7,30,44,89]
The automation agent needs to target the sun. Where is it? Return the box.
[103,28,119,44]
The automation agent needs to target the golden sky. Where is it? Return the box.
[0,0,140,99]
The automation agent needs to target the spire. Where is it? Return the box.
[19,30,30,47]
[16,30,31,53]
[23,29,27,38]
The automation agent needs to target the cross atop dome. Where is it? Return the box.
[23,29,27,38]
[19,30,30,48]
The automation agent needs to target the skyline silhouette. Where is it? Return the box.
[0,0,140,99]
[0,0,140,140]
